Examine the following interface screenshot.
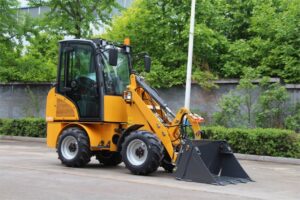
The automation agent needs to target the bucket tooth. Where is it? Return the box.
[174,139,253,185]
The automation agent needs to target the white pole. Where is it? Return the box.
[184,0,196,109]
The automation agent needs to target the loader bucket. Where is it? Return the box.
[174,139,252,185]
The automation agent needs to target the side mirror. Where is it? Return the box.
[144,55,151,73]
[109,48,118,66]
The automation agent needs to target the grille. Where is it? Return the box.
[56,99,75,117]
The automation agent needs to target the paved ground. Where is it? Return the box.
[0,140,299,200]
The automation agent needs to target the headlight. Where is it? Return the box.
[123,91,132,103]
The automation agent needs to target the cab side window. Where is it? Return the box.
[58,43,99,118]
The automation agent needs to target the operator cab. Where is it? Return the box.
[56,39,133,121]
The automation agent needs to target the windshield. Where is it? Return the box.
[102,50,130,95]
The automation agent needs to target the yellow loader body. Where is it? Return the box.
[46,38,251,185]
[46,74,201,162]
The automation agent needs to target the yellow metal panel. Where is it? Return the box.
[92,123,120,151]
[46,121,120,152]
[45,88,79,121]
[45,88,57,119]
[104,95,127,122]
[72,123,120,151]
[46,88,121,152]
[56,99,75,117]
[46,122,64,147]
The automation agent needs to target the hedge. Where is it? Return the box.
[0,118,46,138]
[202,126,300,158]
[0,118,299,158]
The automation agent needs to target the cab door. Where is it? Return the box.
[57,41,101,120]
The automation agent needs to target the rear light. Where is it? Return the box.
[46,116,54,122]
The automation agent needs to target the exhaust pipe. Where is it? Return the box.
[174,139,253,185]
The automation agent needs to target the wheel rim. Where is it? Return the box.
[126,139,148,166]
[61,136,78,160]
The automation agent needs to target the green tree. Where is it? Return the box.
[221,0,256,40]
[103,0,228,88]
[212,72,293,129]
[102,0,188,87]
[213,91,244,128]
[0,0,37,82]
[1,0,22,44]
[256,81,289,128]
[0,32,61,82]
[250,0,300,83]
[221,0,300,83]
[212,68,260,128]
[285,103,300,132]
[104,0,300,86]
[29,0,120,38]
[237,68,259,127]
[15,32,62,82]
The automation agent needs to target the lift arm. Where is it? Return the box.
[124,74,204,162]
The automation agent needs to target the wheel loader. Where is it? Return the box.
[46,38,252,185]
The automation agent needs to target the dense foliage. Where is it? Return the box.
[0,0,39,82]
[285,103,300,133]
[0,31,62,82]
[1,118,299,158]
[0,118,46,138]
[103,0,300,87]
[0,0,299,84]
[212,74,299,132]
[203,126,300,158]
[29,0,120,38]
[0,0,118,82]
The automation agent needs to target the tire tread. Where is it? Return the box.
[122,130,164,175]
[58,127,91,167]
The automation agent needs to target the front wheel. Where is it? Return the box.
[121,130,163,175]
[57,127,91,167]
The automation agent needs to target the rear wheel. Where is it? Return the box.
[121,130,163,175]
[57,127,91,167]
[95,151,122,166]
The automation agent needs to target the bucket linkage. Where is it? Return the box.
[174,139,252,185]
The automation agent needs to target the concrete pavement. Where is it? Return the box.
[0,139,299,200]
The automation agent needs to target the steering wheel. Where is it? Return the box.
[72,76,96,95]
[70,80,79,91]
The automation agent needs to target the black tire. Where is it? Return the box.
[121,130,163,175]
[161,152,175,173]
[57,127,91,167]
[95,151,122,166]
